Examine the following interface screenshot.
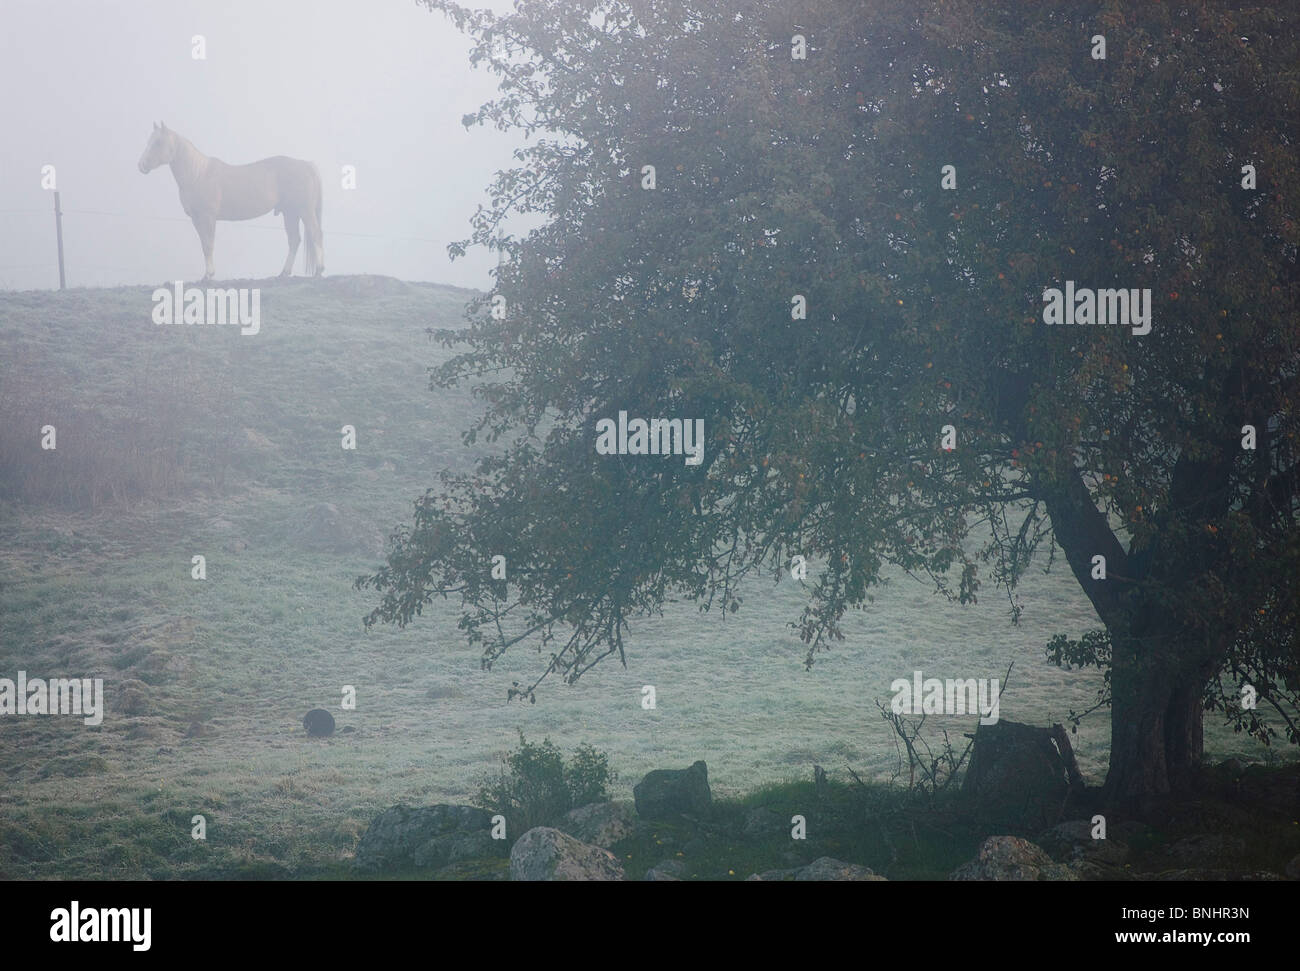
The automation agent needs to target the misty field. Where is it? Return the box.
[0,277,1283,878]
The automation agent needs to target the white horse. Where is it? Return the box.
[138,122,323,280]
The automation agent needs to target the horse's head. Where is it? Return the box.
[138,122,176,174]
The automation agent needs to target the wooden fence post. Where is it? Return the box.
[54,190,66,289]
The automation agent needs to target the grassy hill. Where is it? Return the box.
[0,277,1287,879]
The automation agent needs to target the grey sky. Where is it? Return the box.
[0,0,524,291]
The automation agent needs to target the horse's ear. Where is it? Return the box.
[160,121,168,131]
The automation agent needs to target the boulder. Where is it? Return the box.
[747,857,886,881]
[1036,819,1130,866]
[302,709,335,737]
[961,721,1082,829]
[950,836,1079,881]
[560,801,636,850]
[509,827,625,881]
[354,804,501,871]
[633,760,711,820]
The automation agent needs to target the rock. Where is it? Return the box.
[645,858,687,881]
[1036,819,1130,865]
[950,836,1079,881]
[961,721,1081,829]
[633,760,711,820]
[1164,834,1247,868]
[1284,854,1300,880]
[748,857,886,881]
[560,801,636,849]
[340,725,355,734]
[302,709,335,737]
[742,807,786,840]
[509,827,625,881]
[355,804,501,871]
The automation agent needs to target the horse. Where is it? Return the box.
[138,122,323,281]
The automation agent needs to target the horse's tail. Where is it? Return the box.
[304,163,324,276]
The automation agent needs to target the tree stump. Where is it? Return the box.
[961,721,1083,829]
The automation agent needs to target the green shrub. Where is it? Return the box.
[477,731,616,833]
[565,742,615,808]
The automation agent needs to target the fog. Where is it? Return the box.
[0,0,523,291]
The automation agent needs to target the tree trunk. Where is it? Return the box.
[1163,678,1205,791]
[1102,629,1207,807]
[1104,656,1172,806]
[1038,462,1229,808]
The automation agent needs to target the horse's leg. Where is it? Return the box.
[280,210,301,278]
[302,205,323,277]
[191,212,216,281]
